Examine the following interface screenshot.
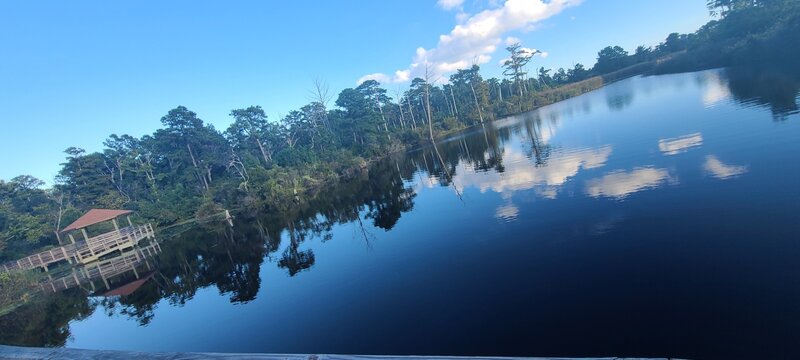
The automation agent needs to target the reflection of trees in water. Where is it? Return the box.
[605,80,636,111]
[0,288,95,347]
[522,115,553,167]
[723,65,800,119]
[365,161,416,230]
[606,93,635,111]
[278,222,315,277]
[0,109,557,346]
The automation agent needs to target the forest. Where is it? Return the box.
[1,0,798,263]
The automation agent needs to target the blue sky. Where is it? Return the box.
[0,0,710,184]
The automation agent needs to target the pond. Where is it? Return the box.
[2,66,800,359]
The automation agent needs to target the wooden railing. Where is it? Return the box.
[39,241,162,294]
[74,224,154,263]
[1,223,154,273]
[0,244,76,272]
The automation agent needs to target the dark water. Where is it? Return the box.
[2,66,800,359]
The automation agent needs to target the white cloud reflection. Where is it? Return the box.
[494,203,520,221]
[658,133,703,155]
[585,167,671,199]
[701,71,731,107]
[455,145,612,198]
[703,155,748,179]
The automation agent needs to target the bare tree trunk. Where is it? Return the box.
[523,75,529,95]
[255,138,271,165]
[498,83,503,102]
[54,193,65,244]
[419,97,430,124]
[187,143,198,169]
[187,143,208,191]
[377,101,390,140]
[406,98,417,128]
[470,83,484,123]
[228,152,249,192]
[444,90,454,117]
[311,77,333,132]
[424,65,435,141]
[450,86,459,119]
[397,103,405,130]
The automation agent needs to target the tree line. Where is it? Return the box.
[1,0,797,262]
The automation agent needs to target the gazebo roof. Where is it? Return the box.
[103,272,155,297]
[61,209,133,233]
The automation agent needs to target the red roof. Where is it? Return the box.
[103,272,154,297]
[61,209,133,232]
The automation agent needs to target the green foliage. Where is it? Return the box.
[594,46,631,74]
[0,270,39,317]
[3,0,797,264]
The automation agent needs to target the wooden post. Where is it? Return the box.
[61,247,71,264]
[68,233,76,244]
[127,216,133,227]
[72,268,80,286]
[112,219,120,231]
[101,273,110,290]
[80,228,97,259]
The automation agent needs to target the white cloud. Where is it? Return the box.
[658,133,703,155]
[356,73,391,85]
[585,167,671,199]
[356,70,414,85]
[438,0,465,11]
[394,70,411,83]
[360,0,579,83]
[505,36,521,45]
[703,155,748,179]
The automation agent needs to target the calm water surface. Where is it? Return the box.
[2,67,800,359]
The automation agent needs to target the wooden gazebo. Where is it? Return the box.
[60,209,155,264]
[61,209,132,242]
[0,209,154,273]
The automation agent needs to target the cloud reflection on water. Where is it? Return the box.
[658,133,703,155]
[703,155,748,179]
[456,145,613,199]
[585,167,672,199]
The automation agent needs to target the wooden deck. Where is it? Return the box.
[0,223,154,273]
[73,223,155,263]
[0,345,683,360]
[38,241,162,294]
